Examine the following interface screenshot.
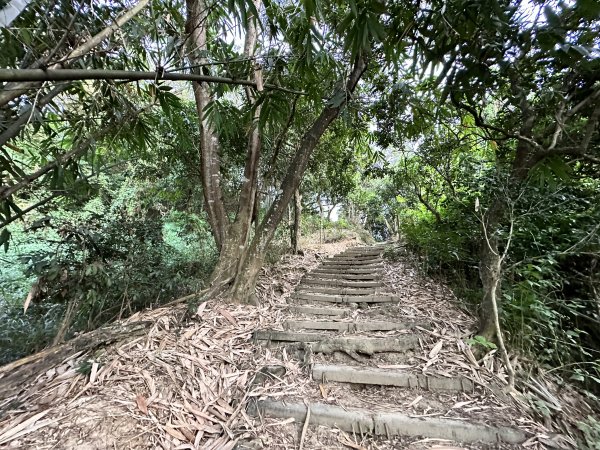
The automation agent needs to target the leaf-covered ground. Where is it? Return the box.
[0,236,592,449]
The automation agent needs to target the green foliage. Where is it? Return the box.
[578,416,600,450]
[468,335,498,350]
[0,168,217,364]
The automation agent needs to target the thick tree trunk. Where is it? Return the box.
[478,132,537,339]
[195,0,264,293]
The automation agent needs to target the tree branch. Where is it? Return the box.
[0,69,305,95]
[0,0,150,107]
[0,83,71,149]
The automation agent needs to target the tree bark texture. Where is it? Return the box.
[292,188,302,254]
[185,0,228,249]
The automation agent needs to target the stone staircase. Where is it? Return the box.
[248,245,528,448]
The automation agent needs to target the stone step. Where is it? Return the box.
[312,267,381,275]
[296,286,378,296]
[292,292,397,304]
[253,330,331,343]
[327,256,382,262]
[301,278,383,288]
[305,272,382,281]
[253,332,420,354]
[321,260,383,267]
[283,320,420,332]
[247,401,527,445]
[334,251,381,256]
[312,364,474,392]
[343,247,383,252]
[287,306,353,316]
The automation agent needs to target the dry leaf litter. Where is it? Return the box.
[0,235,593,449]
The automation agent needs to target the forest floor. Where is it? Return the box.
[0,232,593,449]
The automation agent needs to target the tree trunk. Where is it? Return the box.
[318,195,324,243]
[222,55,368,304]
[478,201,502,341]
[327,203,336,221]
[186,0,228,249]
[197,0,263,289]
[292,188,302,253]
[476,97,537,340]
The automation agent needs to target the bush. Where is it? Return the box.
[0,175,217,364]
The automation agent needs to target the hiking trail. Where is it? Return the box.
[0,238,586,449]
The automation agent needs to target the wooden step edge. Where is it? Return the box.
[247,400,527,445]
[312,364,474,392]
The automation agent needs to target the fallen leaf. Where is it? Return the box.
[429,340,443,359]
[23,282,40,313]
[451,400,476,409]
[319,383,328,398]
[431,446,468,450]
[136,394,148,415]
[218,308,238,326]
[338,437,367,450]
[89,362,99,384]
[196,301,208,316]
[407,395,423,408]
[164,425,187,441]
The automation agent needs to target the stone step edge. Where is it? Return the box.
[247,400,527,445]
[291,293,398,303]
[306,273,382,280]
[320,263,384,269]
[312,268,382,274]
[283,320,422,332]
[296,286,380,296]
[253,330,418,344]
[312,364,474,392]
[321,259,383,266]
[300,279,383,288]
[287,306,353,316]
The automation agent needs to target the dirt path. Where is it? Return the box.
[0,239,585,449]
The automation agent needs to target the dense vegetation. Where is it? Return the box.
[0,0,598,421]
